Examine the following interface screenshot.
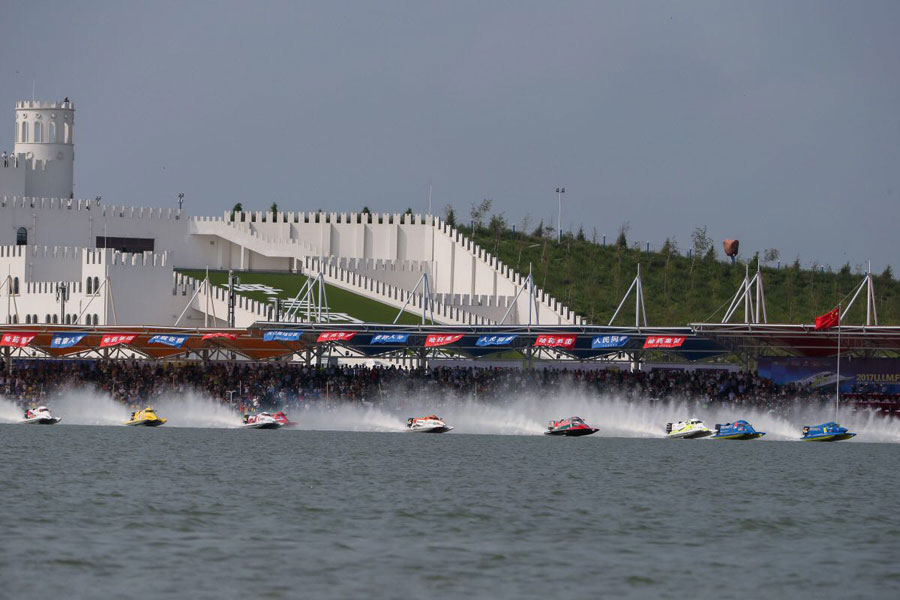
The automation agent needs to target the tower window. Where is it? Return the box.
[64,122,71,144]
[49,121,57,143]
[16,227,27,245]
[86,277,93,295]
[13,277,19,295]
[33,121,42,143]
[21,122,27,143]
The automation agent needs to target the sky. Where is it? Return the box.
[2,0,898,273]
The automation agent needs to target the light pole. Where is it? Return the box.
[555,187,565,243]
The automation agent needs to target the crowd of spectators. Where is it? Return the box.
[0,359,874,416]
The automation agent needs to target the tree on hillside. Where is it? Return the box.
[404,207,413,215]
[576,226,586,242]
[361,206,371,214]
[690,225,713,273]
[616,221,630,248]
[230,202,243,222]
[470,198,492,231]
[881,264,894,284]
[270,202,279,221]
[763,248,780,265]
[532,220,544,238]
[488,213,507,254]
[444,205,457,227]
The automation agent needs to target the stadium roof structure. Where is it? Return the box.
[689,323,900,358]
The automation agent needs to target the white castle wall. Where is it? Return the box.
[0,200,580,325]
[0,245,181,326]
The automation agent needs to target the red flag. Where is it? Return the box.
[815,307,840,330]
[100,334,137,348]
[425,334,464,348]
[201,332,237,341]
[534,334,577,348]
[316,331,356,343]
[642,336,685,349]
[0,333,37,347]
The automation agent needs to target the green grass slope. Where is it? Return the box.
[465,229,899,326]
[177,270,429,325]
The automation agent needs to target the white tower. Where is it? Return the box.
[14,99,75,199]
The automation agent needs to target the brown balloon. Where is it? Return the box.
[723,239,739,257]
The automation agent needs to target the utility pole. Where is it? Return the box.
[227,270,238,328]
[555,187,565,243]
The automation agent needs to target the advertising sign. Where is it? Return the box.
[591,335,629,349]
[758,356,900,394]
[643,336,685,349]
[51,333,86,348]
[476,334,517,347]
[263,330,303,342]
[534,334,576,348]
[425,334,464,348]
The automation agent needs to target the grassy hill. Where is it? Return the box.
[177,270,429,325]
[465,227,899,326]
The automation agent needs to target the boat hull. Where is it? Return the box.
[125,419,165,427]
[801,432,856,442]
[409,426,453,433]
[21,417,61,425]
[242,422,284,429]
[712,432,765,440]
[545,427,599,437]
[667,430,712,439]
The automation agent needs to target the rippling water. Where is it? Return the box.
[2,425,899,599]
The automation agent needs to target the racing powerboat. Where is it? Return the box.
[21,406,61,425]
[271,411,297,428]
[801,422,856,442]
[407,415,453,433]
[125,407,167,427]
[665,418,712,439]
[711,420,765,440]
[545,416,598,437]
[242,412,284,429]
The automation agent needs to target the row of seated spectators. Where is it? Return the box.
[2,360,895,415]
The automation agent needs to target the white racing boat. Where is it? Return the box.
[407,415,453,433]
[665,418,712,439]
[21,406,61,425]
[242,412,284,429]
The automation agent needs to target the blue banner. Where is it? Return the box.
[148,334,189,348]
[263,330,303,342]
[371,333,410,344]
[51,333,86,349]
[591,335,630,349]
[476,334,517,347]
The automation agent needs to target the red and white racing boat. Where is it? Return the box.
[406,415,453,433]
[242,412,284,429]
[21,406,61,425]
[271,411,297,428]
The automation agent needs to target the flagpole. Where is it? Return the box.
[835,303,841,422]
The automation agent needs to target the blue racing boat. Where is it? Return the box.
[711,420,765,440]
[801,422,856,442]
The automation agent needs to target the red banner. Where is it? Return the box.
[0,333,37,347]
[100,334,137,348]
[201,333,237,341]
[316,331,357,343]
[425,334,464,348]
[815,307,840,330]
[534,334,576,348]
[643,336,685,349]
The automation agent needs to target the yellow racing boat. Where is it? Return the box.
[125,407,167,427]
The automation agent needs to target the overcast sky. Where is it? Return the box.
[2,1,898,272]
